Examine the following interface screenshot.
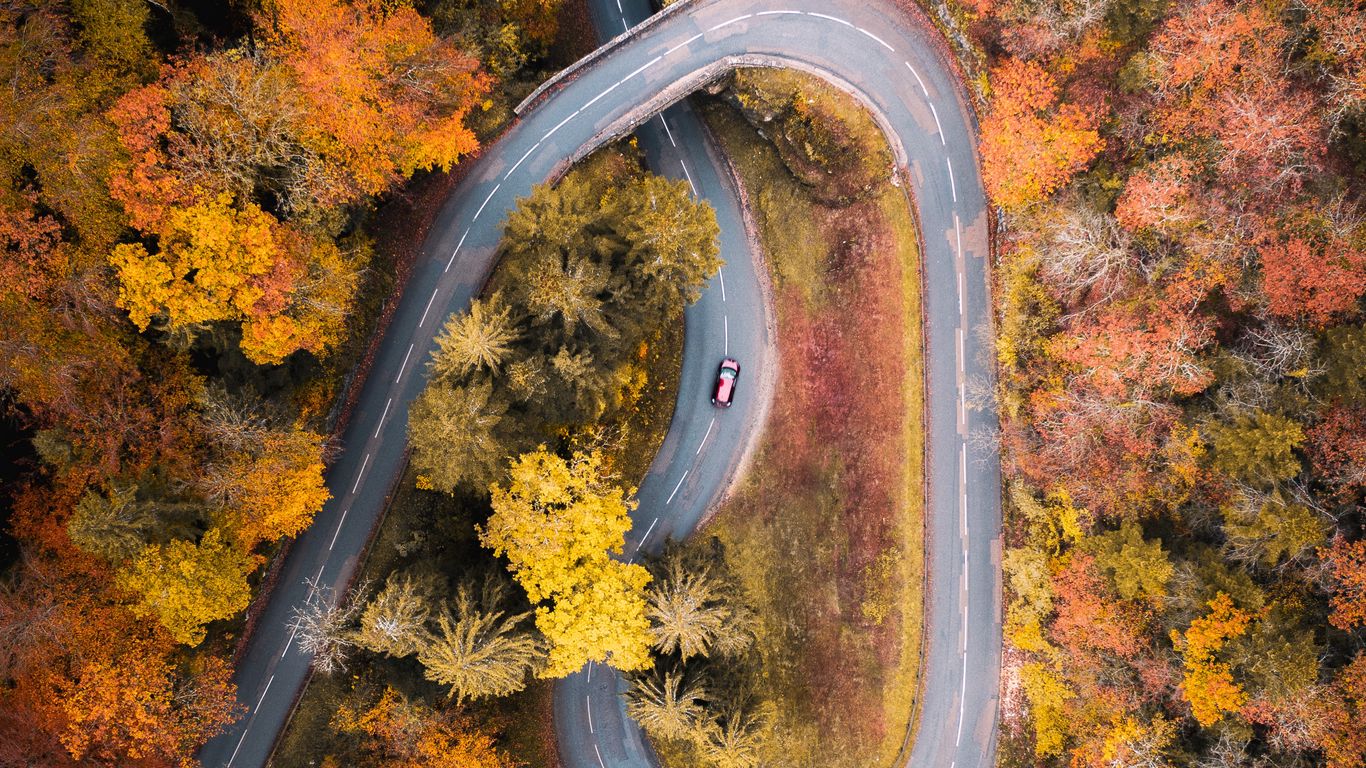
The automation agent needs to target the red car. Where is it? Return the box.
[712,358,740,407]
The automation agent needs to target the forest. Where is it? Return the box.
[969,0,1366,765]
[0,0,568,764]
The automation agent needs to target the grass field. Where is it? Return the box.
[695,86,925,768]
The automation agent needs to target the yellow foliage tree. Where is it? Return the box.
[1019,660,1075,756]
[1172,592,1251,726]
[116,529,254,645]
[333,686,517,768]
[110,193,358,364]
[480,448,652,676]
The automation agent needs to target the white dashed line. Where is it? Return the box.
[807,11,853,27]
[253,675,275,713]
[374,398,393,439]
[396,344,414,383]
[756,9,804,14]
[624,55,663,81]
[329,506,350,550]
[929,102,945,144]
[718,268,726,301]
[594,744,607,768]
[352,454,371,495]
[708,14,753,32]
[856,26,895,51]
[586,696,594,733]
[664,32,705,56]
[505,142,539,179]
[614,0,621,11]
[957,271,964,314]
[583,80,624,111]
[227,724,251,766]
[905,62,929,98]
[954,213,963,261]
[419,287,440,327]
[957,328,965,372]
[698,417,716,455]
[281,623,299,658]
[445,228,469,272]
[660,115,677,147]
[543,109,580,142]
[723,315,729,354]
[641,516,660,546]
[666,471,689,504]
[679,158,698,196]
[472,183,500,221]
[946,156,957,202]
[620,17,628,32]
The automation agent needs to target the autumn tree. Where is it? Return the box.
[1205,410,1305,486]
[202,419,330,551]
[979,58,1103,212]
[417,583,543,703]
[356,573,435,658]
[646,558,748,661]
[408,380,517,492]
[116,529,254,645]
[332,686,517,768]
[1083,522,1173,602]
[1323,539,1366,631]
[626,668,709,742]
[480,448,653,676]
[1173,592,1251,727]
[431,294,521,380]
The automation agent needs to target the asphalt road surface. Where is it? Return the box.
[197,1,1001,767]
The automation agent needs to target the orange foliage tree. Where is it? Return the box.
[979,58,1103,212]
[1172,592,1251,727]
[1322,538,1366,631]
[333,686,517,768]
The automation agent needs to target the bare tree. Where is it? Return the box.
[287,577,365,675]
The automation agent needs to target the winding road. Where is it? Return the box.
[196,2,1001,767]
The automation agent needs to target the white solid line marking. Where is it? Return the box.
[586,695,594,733]
[352,454,371,495]
[641,516,660,545]
[718,268,726,301]
[445,229,469,272]
[253,675,275,713]
[329,506,350,550]
[419,288,440,328]
[708,14,753,32]
[396,344,414,383]
[857,26,895,52]
[946,156,957,202]
[756,9,803,14]
[472,183,500,221]
[374,398,392,438]
[505,142,539,179]
[679,158,697,196]
[807,11,853,26]
[905,62,929,98]
[929,102,945,144]
[594,744,607,768]
[660,116,677,147]
[624,55,662,81]
[666,471,689,504]
[698,417,716,455]
[723,315,729,354]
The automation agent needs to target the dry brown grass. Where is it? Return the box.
[698,96,925,768]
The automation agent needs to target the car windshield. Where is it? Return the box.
[720,368,736,379]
